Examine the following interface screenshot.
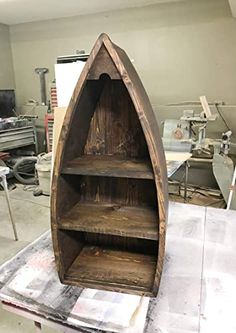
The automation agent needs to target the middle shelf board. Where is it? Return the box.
[59,202,159,241]
[61,155,154,179]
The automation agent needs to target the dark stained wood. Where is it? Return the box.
[87,45,121,80]
[59,202,158,240]
[84,233,157,255]
[83,79,149,157]
[62,155,153,179]
[57,229,84,278]
[62,79,107,162]
[51,33,168,297]
[62,176,157,208]
[64,245,156,295]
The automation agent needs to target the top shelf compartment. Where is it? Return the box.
[61,155,154,180]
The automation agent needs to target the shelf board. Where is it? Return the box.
[64,245,156,294]
[59,202,158,240]
[61,155,154,179]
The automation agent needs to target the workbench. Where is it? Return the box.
[0,202,236,332]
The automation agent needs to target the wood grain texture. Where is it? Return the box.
[51,33,168,297]
[83,79,148,158]
[76,176,157,208]
[62,155,153,179]
[59,202,158,240]
[65,245,156,295]
[57,229,84,277]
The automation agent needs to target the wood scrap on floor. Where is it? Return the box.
[169,182,225,208]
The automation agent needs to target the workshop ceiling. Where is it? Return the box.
[0,0,184,25]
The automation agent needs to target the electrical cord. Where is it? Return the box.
[214,103,231,131]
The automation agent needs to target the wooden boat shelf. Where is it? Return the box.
[62,155,154,179]
[51,33,168,297]
[58,202,158,240]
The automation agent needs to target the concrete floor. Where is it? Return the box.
[0,184,55,332]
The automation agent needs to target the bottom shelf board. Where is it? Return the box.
[64,245,156,294]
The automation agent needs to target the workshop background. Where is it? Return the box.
[0,0,236,332]
[1,0,236,185]
[5,0,236,121]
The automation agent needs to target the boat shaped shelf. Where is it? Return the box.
[51,33,168,297]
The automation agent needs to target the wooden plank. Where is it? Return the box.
[83,79,149,158]
[200,95,212,118]
[62,155,154,179]
[165,151,192,162]
[53,107,67,155]
[65,245,156,293]
[74,177,157,208]
[59,202,158,240]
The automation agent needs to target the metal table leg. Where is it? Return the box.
[227,165,236,210]
[184,161,189,201]
[0,175,18,241]
[34,321,42,332]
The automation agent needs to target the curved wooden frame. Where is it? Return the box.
[51,33,168,297]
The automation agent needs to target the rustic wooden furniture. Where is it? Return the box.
[51,33,168,297]
[2,203,232,332]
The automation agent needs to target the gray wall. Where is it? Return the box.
[9,0,236,141]
[0,23,15,89]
